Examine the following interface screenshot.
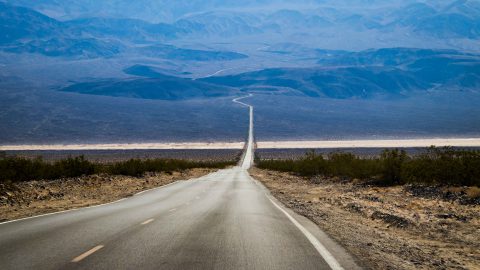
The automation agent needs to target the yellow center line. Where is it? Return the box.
[71,245,104,263]
[141,218,154,225]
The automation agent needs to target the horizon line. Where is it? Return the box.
[2,138,480,151]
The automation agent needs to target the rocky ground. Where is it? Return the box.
[0,168,215,222]
[250,168,480,270]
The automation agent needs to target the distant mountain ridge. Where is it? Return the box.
[1,0,479,52]
[60,74,238,100]
[202,48,480,99]
[0,1,478,100]
[58,48,479,101]
[0,2,249,59]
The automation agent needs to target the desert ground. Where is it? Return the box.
[0,168,215,221]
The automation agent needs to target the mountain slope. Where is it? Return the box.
[202,66,427,98]
[134,44,248,61]
[60,75,238,100]
[0,2,63,44]
[203,48,480,99]
[0,3,249,60]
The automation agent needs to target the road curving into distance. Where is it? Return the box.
[232,94,255,169]
[0,95,360,270]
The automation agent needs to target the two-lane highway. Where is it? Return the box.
[0,95,360,269]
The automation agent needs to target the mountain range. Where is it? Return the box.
[0,2,248,59]
[0,0,479,142]
[57,48,478,100]
[1,0,480,57]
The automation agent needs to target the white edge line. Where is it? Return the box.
[0,197,129,226]
[267,197,344,270]
[134,169,222,197]
[141,218,154,225]
[134,181,181,196]
[0,207,79,225]
[236,93,341,269]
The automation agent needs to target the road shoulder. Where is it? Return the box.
[247,169,363,270]
[249,167,480,270]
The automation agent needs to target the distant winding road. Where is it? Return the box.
[193,68,235,80]
[0,95,360,270]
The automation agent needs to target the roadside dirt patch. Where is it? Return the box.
[250,168,480,270]
[0,168,215,221]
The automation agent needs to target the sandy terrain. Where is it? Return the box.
[257,138,480,149]
[3,138,480,151]
[250,168,480,270]
[0,142,244,151]
[0,168,215,222]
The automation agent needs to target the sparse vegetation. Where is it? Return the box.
[0,155,235,182]
[257,147,480,186]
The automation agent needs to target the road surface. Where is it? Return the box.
[232,95,255,169]
[0,96,360,270]
[193,68,235,80]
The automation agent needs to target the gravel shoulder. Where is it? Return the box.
[250,167,480,270]
[0,168,216,222]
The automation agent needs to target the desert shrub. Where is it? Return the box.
[258,150,382,179]
[0,157,44,181]
[326,152,381,179]
[258,147,480,186]
[380,149,407,185]
[257,150,326,176]
[402,147,480,186]
[0,156,95,181]
[0,156,235,182]
[52,156,96,178]
[295,150,326,176]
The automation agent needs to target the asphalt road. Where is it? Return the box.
[0,96,360,269]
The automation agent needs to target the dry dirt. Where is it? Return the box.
[0,168,215,222]
[250,167,480,270]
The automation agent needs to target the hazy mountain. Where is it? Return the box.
[0,2,63,44]
[60,74,238,100]
[57,48,478,101]
[314,48,480,90]
[0,2,248,59]
[134,45,248,61]
[315,48,477,66]
[64,18,180,42]
[203,48,480,98]
[123,65,168,78]
[3,0,480,49]
[4,38,123,58]
[385,1,480,39]
[1,0,340,22]
[201,66,425,99]
[0,3,123,58]
[415,13,480,39]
